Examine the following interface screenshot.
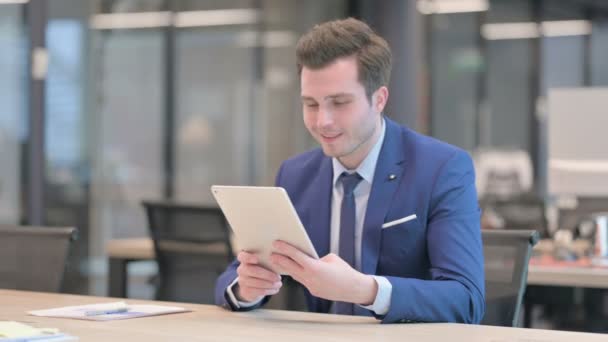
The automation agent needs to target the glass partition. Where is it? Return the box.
[0,3,27,225]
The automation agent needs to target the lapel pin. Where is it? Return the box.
[388,174,396,181]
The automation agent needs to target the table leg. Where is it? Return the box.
[109,258,128,298]
[523,301,532,327]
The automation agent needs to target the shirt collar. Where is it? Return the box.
[332,117,386,187]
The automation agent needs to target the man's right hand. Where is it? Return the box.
[234,251,283,302]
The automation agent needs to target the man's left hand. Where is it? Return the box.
[270,240,377,305]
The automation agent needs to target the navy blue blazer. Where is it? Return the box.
[215,117,485,324]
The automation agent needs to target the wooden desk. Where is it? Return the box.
[2,290,606,342]
[524,258,608,328]
[528,264,608,289]
[527,240,608,289]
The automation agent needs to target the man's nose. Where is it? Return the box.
[317,108,334,127]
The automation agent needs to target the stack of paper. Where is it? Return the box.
[0,321,77,341]
[28,302,189,321]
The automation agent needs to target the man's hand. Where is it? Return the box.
[235,251,282,302]
[270,240,377,305]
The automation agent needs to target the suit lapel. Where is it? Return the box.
[308,156,333,258]
[361,118,407,276]
[306,155,333,312]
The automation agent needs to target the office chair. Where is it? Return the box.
[481,229,539,327]
[142,200,233,304]
[0,225,77,292]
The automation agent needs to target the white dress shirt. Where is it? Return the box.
[227,118,392,315]
[328,118,391,315]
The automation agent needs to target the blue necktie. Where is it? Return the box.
[335,172,362,315]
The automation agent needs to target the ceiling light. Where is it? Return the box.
[417,0,489,15]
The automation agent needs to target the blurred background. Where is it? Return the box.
[1,0,608,332]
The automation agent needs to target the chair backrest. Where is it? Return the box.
[481,229,539,327]
[142,200,232,303]
[0,226,77,292]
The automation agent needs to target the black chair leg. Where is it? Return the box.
[523,301,533,328]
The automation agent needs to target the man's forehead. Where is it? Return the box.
[300,61,363,99]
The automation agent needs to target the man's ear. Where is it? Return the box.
[373,86,389,112]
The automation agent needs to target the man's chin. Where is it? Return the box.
[321,145,352,159]
[321,146,340,158]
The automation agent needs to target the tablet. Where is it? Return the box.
[210,185,319,274]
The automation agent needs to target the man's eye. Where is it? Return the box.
[306,103,319,108]
[333,101,349,106]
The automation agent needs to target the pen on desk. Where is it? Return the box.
[84,307,129,316]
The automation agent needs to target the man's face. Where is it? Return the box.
[301,56,386,169]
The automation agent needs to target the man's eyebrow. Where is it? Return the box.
[324,93,354,100]
[300,93,355,101]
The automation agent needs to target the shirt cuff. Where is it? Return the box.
[358,275,392,316]
[226,277,264,309]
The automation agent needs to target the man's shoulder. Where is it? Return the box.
[393,121,470,163]
[409,128,466,156]
[275,147,328,190]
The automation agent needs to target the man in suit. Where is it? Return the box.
[215,18,485,324]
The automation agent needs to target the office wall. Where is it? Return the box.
[427,0,608,196]
[548,88,608,196]
[84,0,347,295]
[0,5,25,225]
[3,0,608,297]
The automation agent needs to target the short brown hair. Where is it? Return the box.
[296,18,392,100]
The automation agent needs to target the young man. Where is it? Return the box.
[215,18,485,324]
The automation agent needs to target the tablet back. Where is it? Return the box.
[211,185,319,274]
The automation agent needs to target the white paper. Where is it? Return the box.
[0,321,78,341]
[28,302,189,321]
